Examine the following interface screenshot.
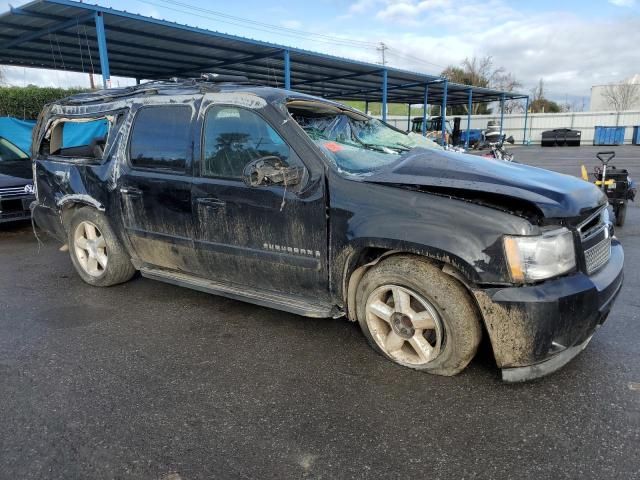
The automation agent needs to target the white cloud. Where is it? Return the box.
[330,0,640,98]
[608,0,636,6]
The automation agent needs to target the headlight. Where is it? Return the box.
[503,228,576,283]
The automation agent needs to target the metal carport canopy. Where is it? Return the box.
[0,0,525,107]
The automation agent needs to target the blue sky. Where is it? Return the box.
[2,0,639,105]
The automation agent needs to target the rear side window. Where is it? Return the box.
[40,118,110,160]
[129,106,192,172]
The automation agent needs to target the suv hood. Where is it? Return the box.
[0,161,33,188]
[364,149,606,219]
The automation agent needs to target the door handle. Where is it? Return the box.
[197,197,226,209]
[120,186,142,196]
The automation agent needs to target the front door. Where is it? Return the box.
[191,103,328,298]
[119,104,197,272]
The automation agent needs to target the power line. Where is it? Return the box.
[385,48,447,70]
[132,0,450,76]
[133,0,379,49]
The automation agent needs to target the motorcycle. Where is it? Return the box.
[482,135,515,162]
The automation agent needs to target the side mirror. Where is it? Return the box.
[242,156,303,187]
[506,136,515,144]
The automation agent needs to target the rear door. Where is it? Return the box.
[119,104,199,272]
[190,102,328,298]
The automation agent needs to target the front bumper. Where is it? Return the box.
[0,195,34,223]
[473,239,624,382]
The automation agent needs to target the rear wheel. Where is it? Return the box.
[68,207,136,286]
[355,255,482,376]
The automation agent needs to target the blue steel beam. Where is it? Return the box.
[382,69,388,122]
[283,49,291,90]
[523,96,530,145]
[94,11,111,88]
[500,93,505,136]
[441,79,448,146]
[422,85,428,136]
[466,88,473,148]
[0,12,94,51]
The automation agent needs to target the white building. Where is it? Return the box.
[590,74,640,112]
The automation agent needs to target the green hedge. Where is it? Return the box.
[0,86,88,120]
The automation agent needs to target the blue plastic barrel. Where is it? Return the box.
[593,126,625,145]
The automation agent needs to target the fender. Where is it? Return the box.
[56,194,105,212]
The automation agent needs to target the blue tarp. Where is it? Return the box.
[0,117,36,154]
[0,117,109,154]
[62,119,109,148]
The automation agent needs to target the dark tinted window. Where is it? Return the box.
[130,106,192,171]
[202,106,289,179]
[0,138,29,162]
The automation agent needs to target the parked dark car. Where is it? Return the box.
[541,128,581,147]
[31,79,623,381]
[0,136,35,223]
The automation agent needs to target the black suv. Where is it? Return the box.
[31,79,623,381]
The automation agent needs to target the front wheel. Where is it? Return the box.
[355,255,482,376]
[68,207,136,287]
[615,202,627,227]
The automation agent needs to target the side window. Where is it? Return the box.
[40,118,109,159]
[129,106,192,172]
[202,106,289,179]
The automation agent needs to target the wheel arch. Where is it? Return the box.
[340,241,481,322]
[57,195,105,231]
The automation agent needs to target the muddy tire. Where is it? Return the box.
[67,207,136,287]
[355,255,481,376]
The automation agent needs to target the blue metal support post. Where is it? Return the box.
[523,96,530,145]
[94,12,111,89]
[283,49,291,90]
[466,88,473,148]
[422,85,428,136]
[500,93,505,136]
[382,69,388,122]
[407,104,411,131]
[364,100,369,115]
[441,79,448,146]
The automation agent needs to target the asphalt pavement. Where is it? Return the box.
[1,145,639,479]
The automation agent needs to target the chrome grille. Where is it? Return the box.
[0,186,29,198]
[577,207,611,275]
[584,236,611,274]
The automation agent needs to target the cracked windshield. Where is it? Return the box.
[290,105,442,174]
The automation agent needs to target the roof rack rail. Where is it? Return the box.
[199,73,250,83]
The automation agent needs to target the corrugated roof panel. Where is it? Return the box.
[0,0,527,105]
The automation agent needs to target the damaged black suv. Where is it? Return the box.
[31,79,624,381]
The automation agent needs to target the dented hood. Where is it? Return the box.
[364,149,606,218]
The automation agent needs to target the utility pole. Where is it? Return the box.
[377,42,388,66]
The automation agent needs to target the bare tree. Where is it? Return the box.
[441,56,521,115]
[0,65,5,86]
[602,80,640,112]
[494,72,523,113]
